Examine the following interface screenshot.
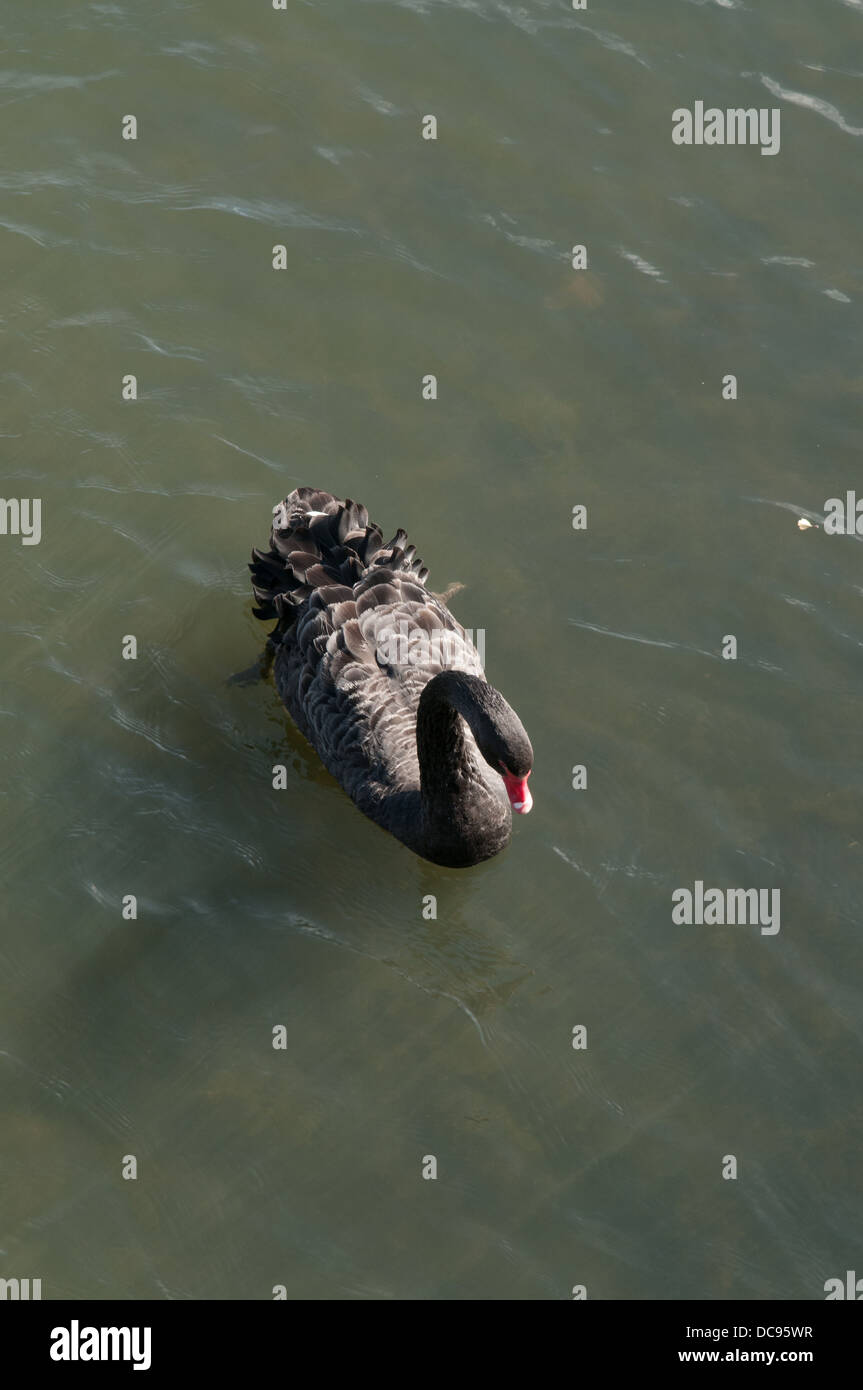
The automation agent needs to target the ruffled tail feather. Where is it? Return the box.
[249,488,430,632]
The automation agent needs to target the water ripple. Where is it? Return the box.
[0,69,120,93]
[167,195,362,234]
[760,74,863,137]
[618,247,667,283]
[569,618,717,661]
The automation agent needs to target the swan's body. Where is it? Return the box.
[248,488,532,867]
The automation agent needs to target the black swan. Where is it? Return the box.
[245,488,533,868]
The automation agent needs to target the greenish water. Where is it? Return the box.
[2,0,862,1300]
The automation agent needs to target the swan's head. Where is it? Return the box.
[484,707,533,814]
[472,686,533,814]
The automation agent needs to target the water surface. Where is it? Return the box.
[1,0,862,1299]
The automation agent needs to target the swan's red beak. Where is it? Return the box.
[502,771,532,815]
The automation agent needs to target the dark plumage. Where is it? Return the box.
[247,488,533,867]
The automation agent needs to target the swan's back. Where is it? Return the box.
[249,488,484,821]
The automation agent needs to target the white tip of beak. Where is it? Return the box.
[512,788,533,815]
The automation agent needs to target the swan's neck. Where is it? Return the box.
[417,693,475,804]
